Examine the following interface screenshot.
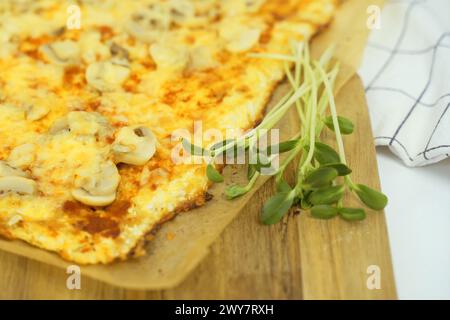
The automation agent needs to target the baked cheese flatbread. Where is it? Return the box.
[0,0,337,264]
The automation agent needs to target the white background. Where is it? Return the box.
[377,149,450,299]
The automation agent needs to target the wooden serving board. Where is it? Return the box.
[0,75,396,299]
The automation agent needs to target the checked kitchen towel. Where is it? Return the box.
[359,0,450,166]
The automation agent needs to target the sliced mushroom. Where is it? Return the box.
[110,42,130,66]
[0,161,28,178]
[40,40,80,66]
[219,20,262,53]
[168,0,195,26]
[125,4,171,43]
[194,1,220,23]
[8,143,36,170]
[71,161,120,206]
[0,176,37,195]
[49,111,112,138]
[149,42,189,72]
[79,30,110,64]
[112,126,156,165]
[67,111,109,136]
[219,17,265,52]
[74,161,120,196]
[1,149,36,195]
[188,46,217,71]
[86,61,130,92]
[25,104,50,121]
[71,189,116,207]
[49,117,69,134]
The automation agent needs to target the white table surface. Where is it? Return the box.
[376,148,450,299]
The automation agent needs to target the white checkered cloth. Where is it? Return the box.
[359,0,450,166]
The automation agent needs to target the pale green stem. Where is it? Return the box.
[257,84,309,130]
[299,53,317,175]
[318,66,339,116]
[284,62,306,125]
[245,171,261,190]
[315,62,346,165]
[275,140,305,183]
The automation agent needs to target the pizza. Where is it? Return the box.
[0,0,337,264]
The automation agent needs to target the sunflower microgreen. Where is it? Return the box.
[184,43,388,224]
[206,164,224,183]
[323,116,354,135]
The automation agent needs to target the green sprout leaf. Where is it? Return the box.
[324,116,354,135]
[265,139,299,155]
[309,185,345,205]
[305,142,340,165]
[182,138,208,156]
[261,191,295,225]
[311,205,338,219]
[276,179,292,193]
[322,163,352,176]
[206,164,224,183]
[225,185,248,200]
[304,167,338,188]
[338,207,366,221]
[354,184,388,210]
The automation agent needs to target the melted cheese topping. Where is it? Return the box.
[0,0,337,264]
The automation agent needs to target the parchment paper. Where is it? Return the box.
[0,0,384,289]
